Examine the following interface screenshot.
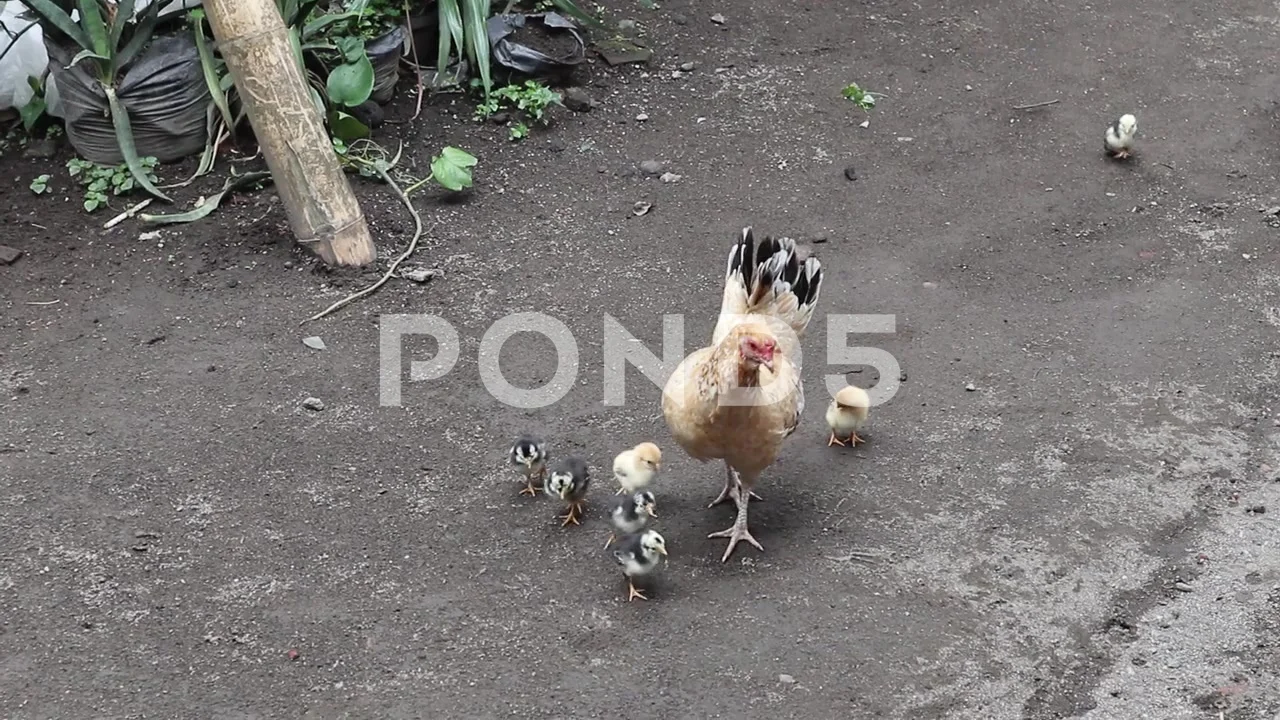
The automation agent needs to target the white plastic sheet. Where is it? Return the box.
[0,1,49,111]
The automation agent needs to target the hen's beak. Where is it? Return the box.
[760,358,775,372]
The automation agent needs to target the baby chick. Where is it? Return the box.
[545,456,590,526]
[604,490,658,549]
[508,434,548,496]
[611,528,667,601]
[613,442,662,495]
[1104,113,1138,160]
[826,385,870,447]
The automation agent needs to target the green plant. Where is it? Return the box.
[19,76,48,132]
[334,140,476,193]
[29,174,51,194]
[842,82,884,112]
[68,156,159,212]
[333,0,404,39]
[474,80,562,140]
[436,0,492,96]
[20,0,171,203]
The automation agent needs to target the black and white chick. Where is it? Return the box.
[604,490,658,549]
[508,434,548,497]
[612,529,668,601]
[545,456,590,526]
[1104,113,1138,160]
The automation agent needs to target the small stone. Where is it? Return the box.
[671,13,688,25]
[617,19,639,36]
[1242,253,1252,260]
[0,245,23,265]
[660,172,682,183]
[843,166,857,181]
[490,111,510,124]
[401,267,438,283]
[635,112,649,121]
[639,160,664,175]
[302,336,326,351]
[811,236,828,244]
[858,119,869,128]
[302,397,325,412]
[965,84,973,91]
[138,230,162,242]
[562,87,594,112]
[922,281,937,289]
[710,13,726,24]
[1264,206,1280,216]
[287,649,300,661]
[778,674,796,684]
[897,136,914,142]
[899,371,908,382]
[965,383,976,392]
[23,137,59,159]
[632,201,653,217]
[680,62,696,72]
[1247,505,1267,514]
[1174,581,1193,592]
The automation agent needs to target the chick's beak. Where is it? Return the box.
[645,504,657,518]
[655,544,668,556]
[558,485,570,500]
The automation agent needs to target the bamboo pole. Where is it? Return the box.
[202,0,376,267]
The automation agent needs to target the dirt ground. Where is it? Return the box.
[4,0,1280,717]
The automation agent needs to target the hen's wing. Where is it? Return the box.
[711,227,824,359]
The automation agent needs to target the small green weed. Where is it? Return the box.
[474,80,563,140]
[29,174,51,194]
[67,156,160,213]
[842,82,884,112]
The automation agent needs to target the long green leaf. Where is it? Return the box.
[112,0,161,74]
[190,10,235,132]
[110,0,137,54]
[303,9,362,38]
[103,84,172,203]
[139,172,272,225]
[459,0,491,96]
[436,0,463,84]
[69,48,110,68]
[20,0,93,51]
[548,0,607,31]
[76,0,109,57]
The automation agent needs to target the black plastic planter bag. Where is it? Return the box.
[367,25,407,105]
[487,12,586,81]
[47,34,210,166]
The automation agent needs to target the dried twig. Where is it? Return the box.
[24,300,60,306]
[301,172,435,325]
[103,199,152,229]
[1012,99,1060,110]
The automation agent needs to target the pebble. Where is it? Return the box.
[843,165,857,181]
[897,136,914,142]
[1174,581,1193,592]
[1264,206,1280,216]
[965,84,973,91]
[302,397,325,412]
[671,13,688,24]
[402,267,438,283]
[562,87,594,112]
[680,62,696,72]
[617,19,639,35]
[0,245,24,265]
[1247,504,1267,514]
[900,371,909,382]
[922,281,937,289]
[302,336,326,350]
[778,674,795,684]
[636,112,649,122]
[660,172,682,183]
[710,13,726,24]
[965,383,976,392]
[23,138,59,159]
[639,160,664,175]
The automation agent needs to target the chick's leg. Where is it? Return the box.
[627,579,649,601]
[559,502,582,526]
[827,431,847,447]
[519,477,539,496]
[847,431,866,446]
[708,477,764,562]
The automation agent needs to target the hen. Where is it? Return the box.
[661,227,823,562]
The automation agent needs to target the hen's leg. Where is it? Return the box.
[708,478,764,562]
[709,463,762,508]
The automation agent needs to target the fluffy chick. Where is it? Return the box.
[545,456,590,526]
[826,385,870,447]
[508,434,548,496]
[605,490,658,549]
[613,442,662,495]
[611,529,667,601]
[1104,113,1138,160]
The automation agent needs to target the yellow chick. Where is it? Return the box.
[613,442,662,494]
[825,385,870,447]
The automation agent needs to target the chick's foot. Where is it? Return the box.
[627,580,649,601]
[848,431,866,446]
[559,501,585,527]
[827,431,847,447]
[519,481,539,497]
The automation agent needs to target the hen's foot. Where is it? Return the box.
[708,522,764,563]
[848,431,867,446]
[519,481,539,497]
[626,580,649,601]
[827,431,847,447]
